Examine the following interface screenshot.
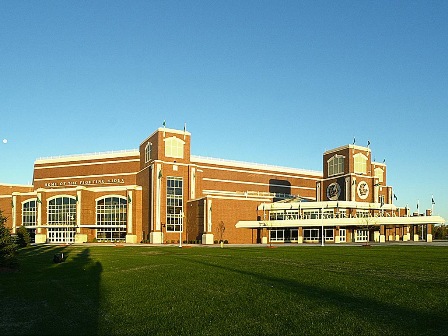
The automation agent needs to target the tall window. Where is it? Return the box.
[354,153,367,174]
[166,177,183,232]
[164,136,184,159]
[96,196,127,242]
[48,196,76,225]
[22,199,36,226]
[328,155,344,176]
[145,142,152,163]
[374,167,384,183]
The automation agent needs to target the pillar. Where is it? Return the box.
[335,226,340,244]
[413,225,419,241]
[427,224,433,243]
[380,225,386,243]
[297,227,303,244]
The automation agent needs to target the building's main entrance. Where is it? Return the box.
[48,228,75,243]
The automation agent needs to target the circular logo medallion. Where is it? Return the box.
[357,181,369,200]
[326,182,341,201]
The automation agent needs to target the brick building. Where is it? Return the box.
[0,126,444,244]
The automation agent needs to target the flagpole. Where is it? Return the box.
[431,195,434,215]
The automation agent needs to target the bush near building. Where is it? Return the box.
[0,209,18,268]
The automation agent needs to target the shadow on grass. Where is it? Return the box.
[1,246,102,336]
[182,256,447,335]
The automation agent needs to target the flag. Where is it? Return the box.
[383,158,386,163]
[367,140,370,147]
[353,137,356,144]
[183,123,186,132]
[432,196,435,205]
[417,201,419,210]
[163,120,166,127]
[393,194,397,200]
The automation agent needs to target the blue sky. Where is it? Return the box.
[1,1,447,220]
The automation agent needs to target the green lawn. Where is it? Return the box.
[1,244,447,335]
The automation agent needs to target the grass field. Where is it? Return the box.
[1,244,447,335]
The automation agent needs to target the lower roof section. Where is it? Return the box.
[236,215,445,229]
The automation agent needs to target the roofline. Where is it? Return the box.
[191,155,322,177]
[324,144,371,155]
[140,127,191,146]
[35,149,140,164]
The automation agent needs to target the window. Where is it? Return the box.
[328,155,345,176]
[356,210,369,218]
[48,196,76,225]
[166,177,183,232]
[270,229,284,241]
[324,228,334,241]
[355,229,369,242]
[339,229,346,242]
[22,199,36,226]
[96,196,127,242]
[303,228,320,241]
[354,153,367,174]
[145,142,152,163]
[374,167,384,183]
[164,136,184,159]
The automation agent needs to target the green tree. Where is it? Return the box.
[0,209,18,268]
[16,226,31,247]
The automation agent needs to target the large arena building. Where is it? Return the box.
[0,126,444,245]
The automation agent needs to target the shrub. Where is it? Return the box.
[0,209,18,268]
[16,226,31,248]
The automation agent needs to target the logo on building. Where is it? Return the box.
[357,181,369,200]
[326,182,341,201]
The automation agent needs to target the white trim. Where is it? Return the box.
[324,144,371,155]
[0,183,33,188]
[34,158,140,170]
[139,127,191,146]
[35,149,139,164]
[34,172,136,182]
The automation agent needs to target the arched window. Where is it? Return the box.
[144,142,152,163]
[354,153,367,174]
[22,199,37,226]
[48,196,77,225]
[96,196,127,242]
[164,136,184,159]
[374,167,384,183]
[328,155,345,176]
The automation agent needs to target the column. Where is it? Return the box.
[202,197,214,244]
[413,225,419,241]
[297,227,303,244]
[427,224,433,243]
[150,163,163,244]
[335,226,340,244]
[74,187,88,243]
[380,225,386,243]
[12,194,17,233]
[35,190,46,243]
[126,188,137,244]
